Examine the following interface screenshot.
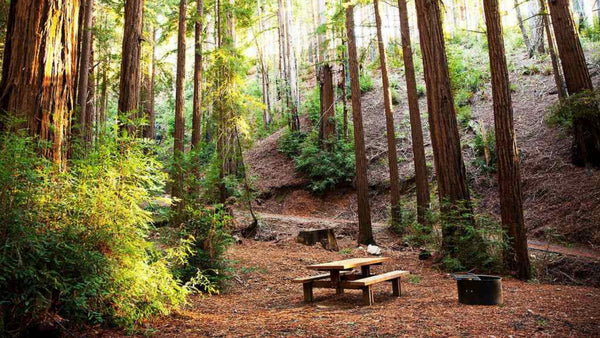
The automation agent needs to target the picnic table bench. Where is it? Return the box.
[293,257,409,305]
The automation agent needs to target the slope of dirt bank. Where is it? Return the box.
[245,50,600,249]
[125,239,599,337]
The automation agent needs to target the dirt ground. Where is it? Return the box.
[111,237,600,337]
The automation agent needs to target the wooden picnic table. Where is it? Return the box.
[295,257,409,305]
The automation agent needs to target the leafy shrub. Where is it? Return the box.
[0,132,187,333]
[278,130,306,157]
[360,72,374,93]
[472,125,497,173]
[303,86,321,124]
[546,90,600,130]
[457,105,472,128]
[294,132,355,193]
[391,89,401,105]
[416,83,426,98]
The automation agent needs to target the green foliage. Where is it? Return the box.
[456,105,472,128]
[416,83,426,98]
[294,132,356,193]
[278,130,306,157]
[303,86,321,124]
[391,207,439,248]
[581,20,600,42]
[472,125,497,173]
[391,89,401,105]
[166,203,233,290]
[546,90,600,130]
[359,72,374,93]
[0,131,187,333]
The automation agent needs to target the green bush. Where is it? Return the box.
[457,105,472,128]
[546,90,600,130]
[294,132,356,193]
[360,72,374,93]
[416,83,426,98]
[278,130,306,157]
[392,89,401,105]
[0,132,187,333]
[472,125,497,173]
[303,86,321,124]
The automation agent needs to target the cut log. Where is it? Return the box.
[296,229,339,251]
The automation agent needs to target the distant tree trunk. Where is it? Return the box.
[483,0,531,281]
[345,2,375,245]
[530,0,545,55]
[340,49,349,141]
[78,0,94,148]
[172,0,187,201]
[514,0,533,57]
[118,0,143,135]
[192,0,204,149]
[0,0,80,170]
[284,0,300,131]
[143,26,156,139]
[415,0,473,256]
[86,45,95,145]
[319,64,336,147]
[548,0,597,167]
[397,0,430,226]
[277,0,287,120]
[539,0,567,99]
[374,0,402,226]
[257,0,271,128]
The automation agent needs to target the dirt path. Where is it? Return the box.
[242,211,600,260]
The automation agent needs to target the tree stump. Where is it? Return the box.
[296,229,339,251]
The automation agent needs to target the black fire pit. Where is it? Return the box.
[452,274,502,305]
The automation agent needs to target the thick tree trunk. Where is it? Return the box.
[374,0,402,226]
[257,0,271,128]
[345,2,374,245]
[483,0,531,280]
[319,64,336,147]
[192,0,204,149]
[530,0,545,55]
[0,0,80,170]
[340,51,349,141]
[548,0,597,167]
[398,0,430,226]
[172,0,187,201]
[514,0,533,57]
[539,0,567,100]
[86,45,95,145]
[78,0,94,148]
[415,0,473,255]
[118,0,143,135]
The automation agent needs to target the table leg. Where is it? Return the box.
[330,270,343,294]
[361,265,371,277]
[362,286,374,305]
[303,282,314,302]
[392,278,401,297]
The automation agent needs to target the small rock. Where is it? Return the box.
[367,244,382,256]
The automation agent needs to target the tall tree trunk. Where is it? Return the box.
[284,0,300,131]
[118,0,144,135]
[257,0,271,128]
[539,0,567,100]
[340,47,349,141]
[78,0,94,149]
[86,44,95,145]
[374,0,402,226]
[345,2,375,245]
[415,0,473,256]
[530,0,545,55]
[548,0,597,167]
[172,0,187,201]
[318,64,336,147]
[142,26,156,139]
[192,0,204,148]
[514,0,533,57]
[483,0,531,280]
[398,0,430,226]
[0,0,80,170]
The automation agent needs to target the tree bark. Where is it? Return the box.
[172,0,187,202]
[77,0,94,148]
[539,0,567,100]
[345,2,374,245]
[548,0,596,167]
[514,0,533,57]
[284,0,300,131]
[319,64,336,147]
[374,0,402,226]
[548,0,593,95]
[192,0,204,148]
[143,26,156,139]
[398,0,430,226]
[0,0,80,170]
[483,0,531,280]
[415,0,473,255]
[118,0,144,135]
[86,42,95,145]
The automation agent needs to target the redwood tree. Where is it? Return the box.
[483,0,531,280]
[78,0,95,148]
[374,0,402,226]
[548,0,598,167]
[172,0,187,201]
[191,0,204,149]
[345,1,374,245]
[0,0,80,170]
[318,64,336,147]
[118,0,144,135]
[415,0,473,255]
[397,0,430,226]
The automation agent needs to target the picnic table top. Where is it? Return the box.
[307,257,390,271]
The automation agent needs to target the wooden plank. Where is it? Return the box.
[292,270,353,283]
[342,270,409,287]
[306,257,390,270]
